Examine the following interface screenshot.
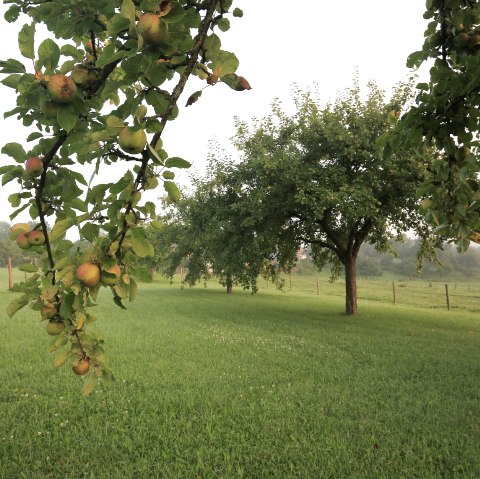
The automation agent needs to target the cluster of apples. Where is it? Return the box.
[41,301,91,375]
[11,223,45,250]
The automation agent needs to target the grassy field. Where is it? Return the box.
[0,269,479,478]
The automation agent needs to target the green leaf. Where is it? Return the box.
[165,157,191,169]
[106,115,125,128]
[18,23,35,60]
[129,278,138,302]
[1,142,26,163]
[203,34,221,56]
[27,132,43,142]
[164,181,181,202]
[6,295,29,317]
[54,349,71,368]
[121,0,136,33]
[113,295,127,310]
[18,263,38,273]
[131,234,155,258]
[1,74,22,89]
[216,18,230,32]
[0,59,26,74]
[81,223,100,243]
[8,193,21,207]
[57,104,77,132]
[81,375,98,396]
[5,4,21,23]
[37,39,60,70]
[211,50,239,76]
[49,217,75,242]
[60,44,81,58]
[233,7,243,17]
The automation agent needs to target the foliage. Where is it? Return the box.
[0,0,247,393]
[216,79,437,314]
[150,152,287,293]
[398,0,480,250]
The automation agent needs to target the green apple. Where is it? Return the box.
[118,127,147,154]
[137,14,169,46]
[28,230,46,246]
[16,233,31,250]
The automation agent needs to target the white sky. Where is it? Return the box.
[0,1,428,223]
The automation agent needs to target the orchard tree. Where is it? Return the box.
[0,0,249,394]
[225,80,436,315]
[397,0,480,250]
[153,159,288,293]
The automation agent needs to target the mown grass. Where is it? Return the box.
[0,270,479,478]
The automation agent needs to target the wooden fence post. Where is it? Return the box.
[392,280,397,305]
[289,272,292,291]
[445,284,450,310]
[316,277,319,295]
[8,257,13,290]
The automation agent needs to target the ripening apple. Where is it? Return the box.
[39,98,62,119]
[46,320,65,336]
[137,14,169,46]
[47,74,77,104]
[70,65,91,87]
[16,233,31,250]
[118,127,147,154]
[76,262,101,287]
[41,303,58,320]
[28,230,46,246]
[10,223,30,235]
[25,157,44,177]
[101,264,122,286]
[72,358,90,375]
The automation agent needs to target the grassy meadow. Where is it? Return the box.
[0,269,479,478]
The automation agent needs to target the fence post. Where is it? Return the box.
[445,284,450,310]
[316,277,319,295]
[289,272,292,291]
[8,257,13,290]
[392,280,397,305]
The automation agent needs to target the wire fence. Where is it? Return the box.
[271,274,480,313]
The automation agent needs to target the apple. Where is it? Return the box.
[16,233,31,250]
[72,358,90,375]
[41,303,58,320]
[39,98,62,119]
[70,65,91,87]
[25,157,44,177]
[47,74,77,104]
[28,230,46,246]
[76,262,101,287]
[101,264,121,286]
[137,14,169,46]
[46,320,65,336]
[10,223,30,235]
[118,127,147,154]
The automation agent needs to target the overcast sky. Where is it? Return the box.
[0,1,428,223]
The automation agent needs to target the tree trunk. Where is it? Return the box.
[226,272,233,294]
[344,255,357,315]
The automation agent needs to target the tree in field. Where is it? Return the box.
[398,0,480,249]
[219,80,436,315]
[0,0,248,394]
[152,156,289,293]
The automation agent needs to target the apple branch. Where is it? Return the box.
[112,0,219,256]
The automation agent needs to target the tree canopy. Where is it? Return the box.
[175,79,437,315]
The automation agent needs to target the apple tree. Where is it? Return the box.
[151,159,290,293]
[0,0,249,394]
[396,0,480,250]
[214,80,436,315]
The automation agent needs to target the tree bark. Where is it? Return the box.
[344,255,358,315]
[226,272,233,294]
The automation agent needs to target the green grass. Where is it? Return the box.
[0,270,479,478]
